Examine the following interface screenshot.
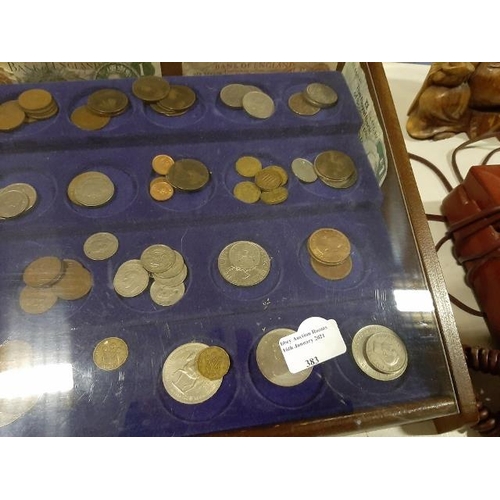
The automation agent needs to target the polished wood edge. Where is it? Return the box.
[365,62,478,426]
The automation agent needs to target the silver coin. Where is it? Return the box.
[153,263,188,287]
[150,281,185,307]
[291,158,318,183]
[220,84,250,109]
[83,232,119,261]
[242,91,275,119]
[113,259,150,298]
[288,92,320,116]
[72,172,115,207]
[0,189,29,219]
[352,325,408,381]
[256,328,312,387]
[218,241,271,287]
[1,183,37,212]
[152,250,185,279]
[140,244,176,273]
[304,83,338,108]
[365,331,408,374]
[162,342,223,404]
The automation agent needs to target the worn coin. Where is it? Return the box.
[0,189,29,219]
[93,337,129,371]
[317,169,358,189]
[140,244,176,273]
[70,105,111,131]
[310,255,352,280]
[288,92,320,116]
[19,286,58,314]
[233,181,261,204]
[153,264,187,287]
[113,259,150,298]
[149,178,175,201]
[156,85,196,111]
[152,154,175,176]
[84,232,119,261]
[304,83,338,108]
[152,250,185,280]
[268,166,288,186]
[150,102,188,117]
[260,186,288,205]
[0,100,26,131]
[23,256,64,288]
[196,346,231,380]
[162,342,223,405]
[52,259,93,300]
[220,84,250,108]
[87,89,129,116]
[18,89,53,112]
[365,330,408,374]
[132,76,170,102]
[308,228,351,265]
[150,281,185,307]
[291,158,318,183]
[254,167,282,191]
[3,183,37,212]
[256,328,312,387]
[235,156,262,177]
[314,150,356,182]
[166,159,210,191]
[68,171,115,207]
[242,91,275,119]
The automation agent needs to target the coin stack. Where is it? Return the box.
[113,244,188,307]
[0,183,37,220]
[233,156,288,205]
[352,325,408,381]
[20,256,93,314]
[67,171,115,208]
[307,228,352,281]
[70,88,129,131]
[132,75,197,117]
[220,83,275,119]
[288,82,338,116]
[218,240,271,287]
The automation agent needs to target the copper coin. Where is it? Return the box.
[196,346,231,380]
[310,255,352,280]
[18,89,53,112]
[19,286,58,314]
[156,85,196,111]
[132,76,170,102]
[23,256,64,288]
[308,228,351,265]
[166,159,210,191]
[87,89,129,116]
[260,186,288,205]
[150,178,175,201]
[52,259,92,300]
[288,92,320,116]
[71,105,111,131]
[152,154,175,176]
[0,100,26,131]
[314,150,356,182]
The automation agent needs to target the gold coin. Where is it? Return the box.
[288,92,320,116]
[0,188,29,218]
[70,105,111,131]
[254,167,282,191]
[25,101,58,120]
[19,285,58,314]
[52,259,92,300]
[196,346,231,380]
[260,186,288,205]
[233,181,261,204]
[150,178,175,201]
[93,337,129,371]
[0,100,26,131]
[152,154,175,175]
[17,89,53,112]
[166,159,210,191]
[23,256,64,288]
[87,89,129,116]
[235,156,262,177]
[307,228,351,265]
[267,165,288,186]
[132,76,170,102]
[156,85,196,111]
[310,255,352,280]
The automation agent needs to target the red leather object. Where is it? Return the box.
[441,165,500,343]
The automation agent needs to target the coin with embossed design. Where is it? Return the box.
[19,286,58,314]
[150,281,185,307]
[260,186,288,205]
[87,89,129,116]
[93,337,129,371]
[152,154,175,176]
[152,250,185,280]
[242,91,275,119]
[140,244,176,273]
[233,181,261,204]
[113,259,150,298]
[0,188,29,219]
[288,92,320,116]
[165,159,210,191]
[308,228,351,266]
[304,82,338,108]
[132,76,170,102]
[23,256,64,288]
[149,178,175,201]
[68,171,115,207]
[197,346,231,380]
[84,232,119,261]
[70,105,111,131]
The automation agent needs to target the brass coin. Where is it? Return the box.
[166,159,210,191]
[152,154,175,176]
[310,255,352,280]
[149,178,174,201]
[87,89,129,116]
[23,256,64,288]
[314,150,356,182]
[140,244,176,273]
[113,259,150,298]
[17,89,53,112]
[233,181,261,204]
[254,167,282,191]
[150,281,185,307]
[19,286,58,314]
[0,100,26,131]
[235,156,262,177]
[70,105,111,131]
[307,228,351,265]
[156,85,196,111]
[196,346,231,380]
[260,186,288,205]
[93,337,129,371]
[288,92,320,116]
[84,232,119,261]
[69,171,115,207]
[3,183,37,212]
[52,259,92,300]
[304,82,338,108]
[132,76,170,102]
[25,101,58,120]
[0,189,29,218]
[267,165,288,186]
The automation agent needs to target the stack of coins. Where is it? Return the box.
[218,240,271,287]
[352,325,408,381]
[288,82,338,116]
[83,232,119,261]
[220,83,275,119]
[132,75,197,117]
[67,171,115,208]
[71,88,129,131]
[307,228,352,281]
[162,342,229,405]
[233,156,289,205]
[113,244,188,307]
[0,183,37,220]
[20,256,93,314]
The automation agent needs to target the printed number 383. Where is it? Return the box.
[305,357,319,367]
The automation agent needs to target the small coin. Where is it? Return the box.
[152,154,175,176]
[93,337,129,371]
[308,228,351,265]
[365,331,408,374]
[268,166,288,186]
[68,171,115,207]
[256,328,312,387]
[19,286,58,314]
[288,92,320,116]
[52,259,92,301]
[113,259,150,298]
[87,89,129,116]
[304,83,338,108]
[0,189,29,219]
[23,256,64,288]
[0,100,26,131]
[162,342,223,405]
[132,76,171,102]
[254,167,282,191]
[156,85,196,111]
[140,244,176,273]
[84,232,119,261]
[3,183,37,212]
[196,346,231,380]
[70,105,111,131]
[260,186,288,205]
[166,159,210,191]
[291,158,318,183]
[153,250,185,280]
[220,84,251,108]
[153,263,187,287]
[150,281,185,307]
[314,150,356,182]
[149,178,175,201]
[235,156,262,177]
[242,91,275,119]
[18,89,53,112]
[233,181,261,204]
[310,255,352,280]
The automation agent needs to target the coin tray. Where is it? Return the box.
[0,72,449,436]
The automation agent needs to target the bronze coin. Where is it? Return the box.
[308,228,351,265]
[19,286,58,314]
[17,89,53,112]
[166,159,210,191]
[156,85,196,111]
[260,186,288,205]
[196,346,231,380]
[314,150,356,182]
[23,256,64,288]
[267,165,288,186]
[310,255,353,280]
[233,181,261,204]
[87,89,129,116]
[52,259,92,300]
[150,178,175,201]
[0,100,26,131]
[152,154,175,176]
[149,102,188,116]
[235,156,262,178]
[132,76,170,102]
[70,105,111,130]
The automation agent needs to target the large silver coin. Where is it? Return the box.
[291,158,318,183]
[256,328,312,387]
[140,244,176,273]
[218,241,271,287]
[113,259,150,298]
[304,83,338,108]
[352,325,408,381]
[0,189,29,219]
[162,342,223,404]
[150,281,185,307]
[365,330,408,374]
[83,232,119,260]
[242,91,275,119]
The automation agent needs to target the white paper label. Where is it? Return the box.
[279,317,347,374]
